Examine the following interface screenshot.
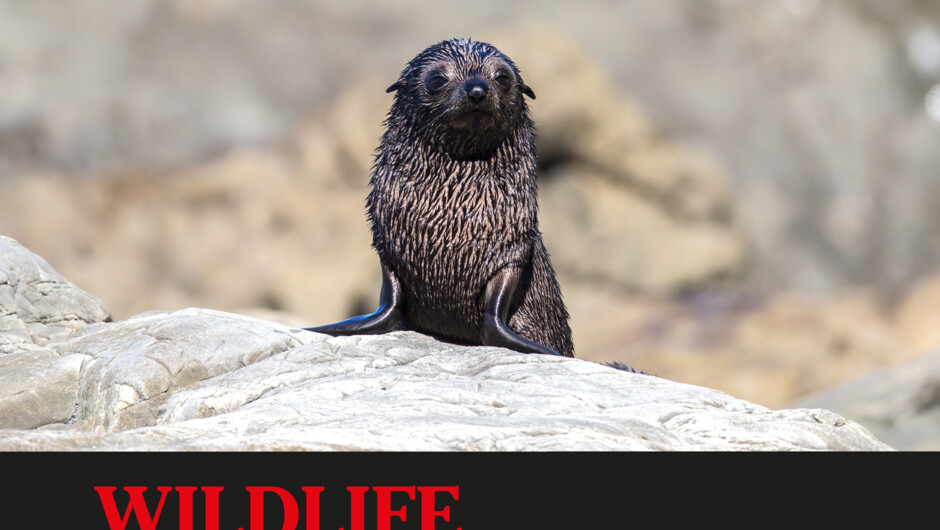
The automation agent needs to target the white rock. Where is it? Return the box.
[0,236,891,451]
[0,235,110,354]
[0,308,890,451]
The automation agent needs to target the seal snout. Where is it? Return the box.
[463,79,489,103]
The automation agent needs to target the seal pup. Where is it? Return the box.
[306,38,573,357]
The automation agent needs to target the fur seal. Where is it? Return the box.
[306,38,573,357]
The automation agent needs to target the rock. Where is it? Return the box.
[0,309,889,451]
[0,235,110,430]
[0,310,889,450]
[54,308,308,432]
[0,240,892,450]
[0,350,84,430]
[794,349,940,451]
[0,236,110,355]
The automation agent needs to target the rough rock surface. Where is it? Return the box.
[0,239,889,450]
[0,235,111,355]
[1,308,889,451]
[0,236,111,430]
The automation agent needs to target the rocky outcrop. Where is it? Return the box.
[0,235,110,354]
[0,236,111,430]
[2,308,890,451]
[0,237,891,451]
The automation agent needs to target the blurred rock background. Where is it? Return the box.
[1,0,940,446]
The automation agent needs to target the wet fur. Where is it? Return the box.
[309,38,574,357]
[373,39,573,356]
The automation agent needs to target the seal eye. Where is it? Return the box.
[427,74,448,92]
[494,72,513,91]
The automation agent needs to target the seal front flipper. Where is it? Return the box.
[304,264,403,336]
[481,267,562,357]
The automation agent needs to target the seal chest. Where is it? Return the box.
[306,38,574,358]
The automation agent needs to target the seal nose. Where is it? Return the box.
[464,80,489,103]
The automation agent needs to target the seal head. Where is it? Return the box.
[385,39,536,161]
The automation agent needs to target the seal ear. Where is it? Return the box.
[520,82,535,100]
[386,81,403,93]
